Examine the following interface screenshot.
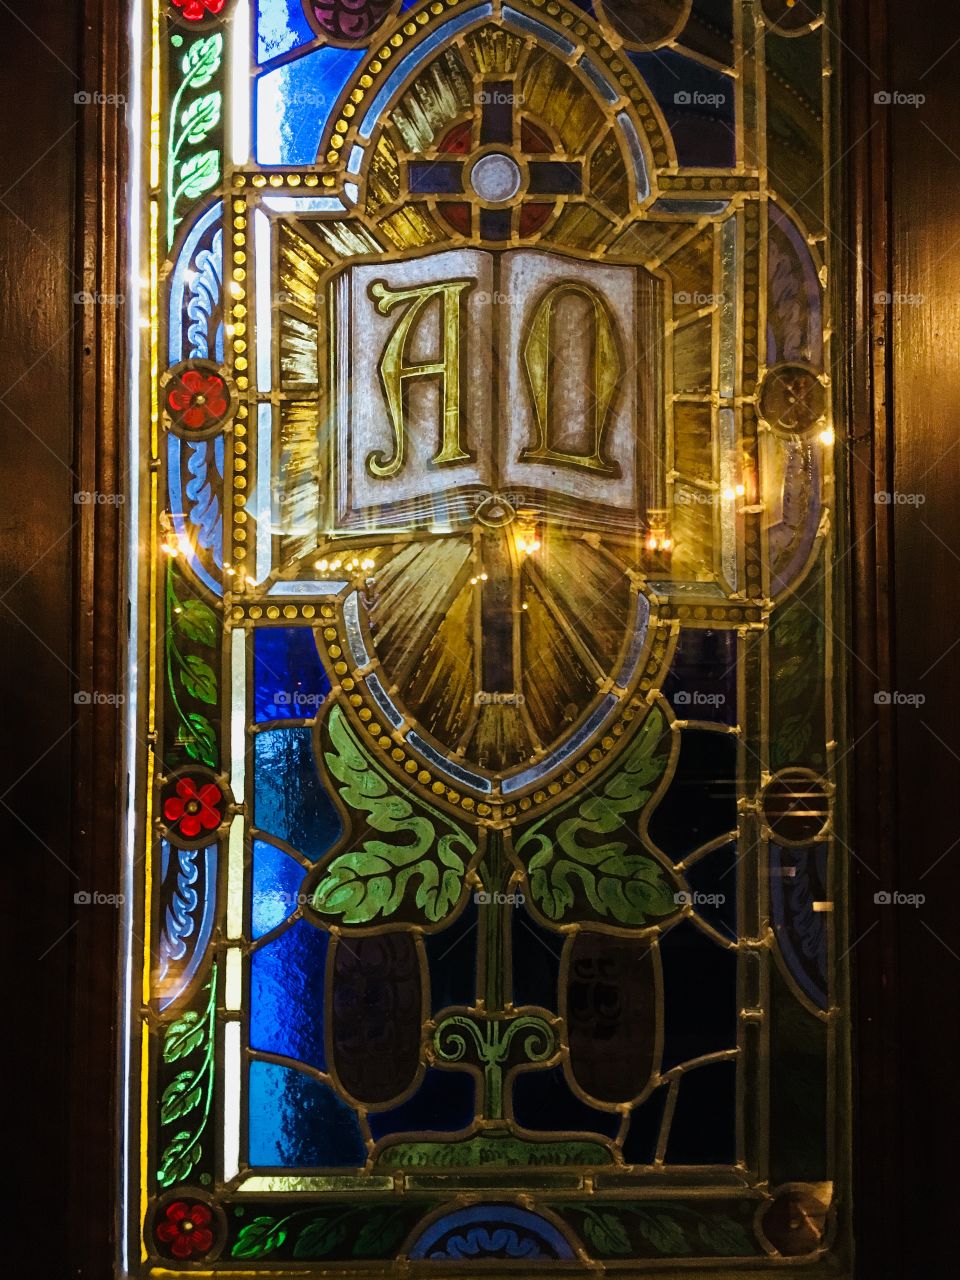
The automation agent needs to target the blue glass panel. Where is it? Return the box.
[409,1206,576,1261]
[661,627,737,725]
[511,1066,620,1139]
[368,1068,475,1140]
[686,840,739,942]
[250,918,329,1069]
[647,728,738,859]
[628,52,736,167]
[510,905,561,1010]
[257,0,315,64]
[253,626,330,722]
[256,47,366,165]
[621,1086,669,1166]
[408,161,464,194]
[254,727,342,859]
[664,1060,737,1164]
[248,1059,365,1167]
[251,838,306,939]
[424,897,477,1014]
[659,920,737,1070]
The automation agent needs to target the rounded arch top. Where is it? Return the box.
[321,0,677,202]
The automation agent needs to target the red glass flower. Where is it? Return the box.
[165,369,229,430]
[163,777,224,839]
[171,0,227,20]
[156,1200,215,1259]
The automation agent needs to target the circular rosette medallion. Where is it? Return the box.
[758,362,827,437]
[761,0,823,35]
[594,0,692,49]
[302,0,401,44]
[160,767,232,849]
[761,768,830,845]
[151,1192,225,1263]
[161,360,233,440]
[169,0,228,24]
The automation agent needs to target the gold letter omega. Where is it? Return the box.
[367,278,473,479]
[520,282,622,476]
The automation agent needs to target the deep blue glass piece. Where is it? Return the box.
[368,1068,475,1140]
[770,842,829,1009]
[248,1059,365,1167]
[661,627,737,725]
[251,838,306,939]
[409,1206,576,1261]
[664,1060,737,1164]
[253,626,330,722]
[659,920,737,1071]
[257,0,316,64]
[621,1085,669,1166]
[256,46,366,165]
[685,840,739,942]
[250,918,330,1070]
[511,1066,621,1139]
[408,161,464,193]
[647,728,738,859]
[510,905,561,1010]
[424,896,478,1014]
[628,51,736,167]
[254,727,342,860]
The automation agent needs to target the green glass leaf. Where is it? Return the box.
[176,598,218,647]
[157,1130,201,1187]
[181,34,223,89]
[162,1011,204,1062]
[516,706,680,926]
[773,712,812,765]
[581,1209,631,1255]
[177,150,220,203]
[635,1211,691,1255]
[232,1216,287,1260]
[310,707,476,925]
[291,1216,350,1259]
[696,1215,755,1256]
[160,1068,203,1123]
[182,711,217,767]
[181,654,217,705]
[180,92,222,146]
[354,1211,408,1256]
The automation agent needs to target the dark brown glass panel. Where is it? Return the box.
[564,932,659,1104]
[329,933,423,1105]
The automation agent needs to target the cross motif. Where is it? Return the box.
[406,80,583,241]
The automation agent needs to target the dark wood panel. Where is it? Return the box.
[844,0,960,1275]
[0,1,954,1276]
[0,1,125,1277]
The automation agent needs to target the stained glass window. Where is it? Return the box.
[124,0,849,1271]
